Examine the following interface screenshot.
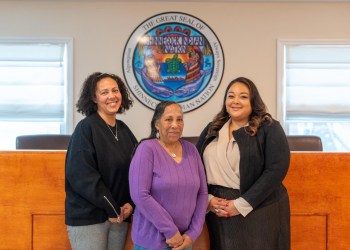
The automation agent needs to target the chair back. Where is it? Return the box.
[16,134,71,150]
[181,135,323,151]
[182,136,199,145]
[287,135,323,151]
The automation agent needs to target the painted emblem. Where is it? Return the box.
[123,12,224,112]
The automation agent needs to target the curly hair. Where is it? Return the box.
[207,77,272,138]
[76,72,133,116]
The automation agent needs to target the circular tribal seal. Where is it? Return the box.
[123,12,224,112]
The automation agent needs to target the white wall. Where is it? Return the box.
[1,1,350,140]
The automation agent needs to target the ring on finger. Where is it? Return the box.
[214,208,219,213]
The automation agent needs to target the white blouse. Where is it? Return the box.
[203,120,253,217]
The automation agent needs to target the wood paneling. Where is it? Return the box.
[290,214,327,250]
[0,151,350,249]
[284,152,350,250]
[33,214,68,249]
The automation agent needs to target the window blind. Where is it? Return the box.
[286,45,350,120]
[0,42,66,121]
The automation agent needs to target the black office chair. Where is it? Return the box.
[182,135,323,151]
[287,135,323,151]
[16,134,71,150]
[182,136,199,145]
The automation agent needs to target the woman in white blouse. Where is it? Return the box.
[196,77,291,250]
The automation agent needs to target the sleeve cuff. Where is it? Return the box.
[233,197,253,217]
[206,194,215,213]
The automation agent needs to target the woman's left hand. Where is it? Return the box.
[121,203,133,220]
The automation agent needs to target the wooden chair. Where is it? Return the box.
[16,134,71,150]
[287,135,323,151]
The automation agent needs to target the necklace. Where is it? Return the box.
[158,140,177,158]
[106,122,118,141]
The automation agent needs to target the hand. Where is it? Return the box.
[166,231,183,248]
[108,217,120,223]
[172,234,192,250]
[121,203,133,220]
[221,200,240,217]
[208,196,230,217]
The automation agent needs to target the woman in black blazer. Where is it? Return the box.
[196,76,291,250]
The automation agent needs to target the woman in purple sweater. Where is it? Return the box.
[129,101,208,250]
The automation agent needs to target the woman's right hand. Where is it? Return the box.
[166,231,183,248]
[208,196,229,217]
[172,234,193,250]
[108,217,120,223]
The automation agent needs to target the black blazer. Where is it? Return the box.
[196,119,290,209]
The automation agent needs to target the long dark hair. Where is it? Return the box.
[207,77,272,138]
[76,72,133,116]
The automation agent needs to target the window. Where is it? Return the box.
[277,40,350,152]
[0,38,73,149]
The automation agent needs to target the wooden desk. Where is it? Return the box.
[0,151,349,249]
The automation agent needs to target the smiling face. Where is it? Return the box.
[155,103,184,144]
[225,82,252,124]
[94,77,122,121]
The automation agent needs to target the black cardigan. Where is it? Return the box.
[196,119,290,209]
[65,113,138,226]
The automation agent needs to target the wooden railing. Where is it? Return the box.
[0,151,349,249]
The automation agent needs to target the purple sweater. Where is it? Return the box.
[129,139,208,249]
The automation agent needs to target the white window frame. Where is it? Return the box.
[0,37,74,144]
[277,39,350,130]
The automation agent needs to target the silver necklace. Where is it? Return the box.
[106,122,118,141]
[158,140,177,158]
